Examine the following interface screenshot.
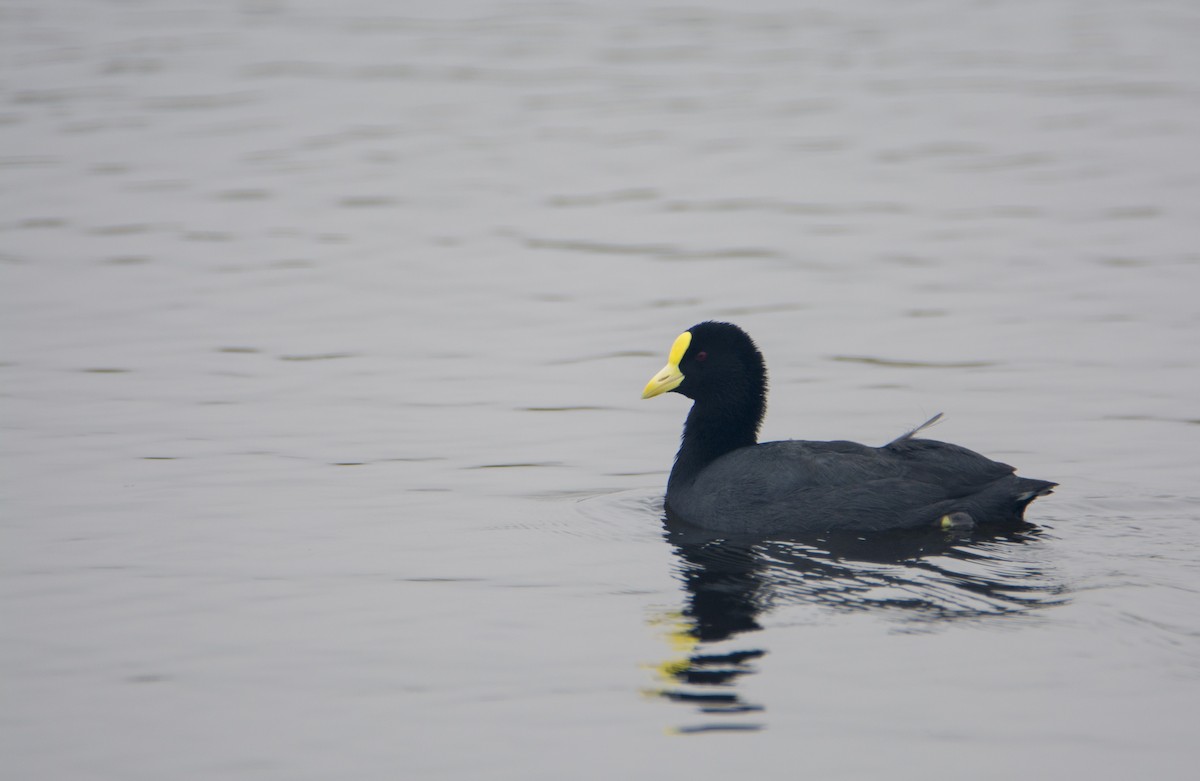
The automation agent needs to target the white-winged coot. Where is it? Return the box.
[642,321,1055,533]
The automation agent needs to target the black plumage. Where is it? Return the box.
[642,321,1055,534]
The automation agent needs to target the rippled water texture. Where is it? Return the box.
[3,1,1199,778]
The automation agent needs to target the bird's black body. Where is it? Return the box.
[644,321,1055,534]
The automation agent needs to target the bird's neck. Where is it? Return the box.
[669,396,763,490]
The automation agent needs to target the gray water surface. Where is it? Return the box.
[3,1,1199,779]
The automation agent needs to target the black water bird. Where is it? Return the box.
[642,321,1055,533]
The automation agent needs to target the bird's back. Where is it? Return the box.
[666,437,1054,534]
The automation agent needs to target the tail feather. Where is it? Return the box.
[1015,478,1057,508]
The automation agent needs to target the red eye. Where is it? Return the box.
[695,351,707,362]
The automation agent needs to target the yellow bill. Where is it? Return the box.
[642,330,691,399]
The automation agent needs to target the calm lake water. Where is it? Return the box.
[3,0,1199,778]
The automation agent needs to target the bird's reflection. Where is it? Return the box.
[648,515,1065,733]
